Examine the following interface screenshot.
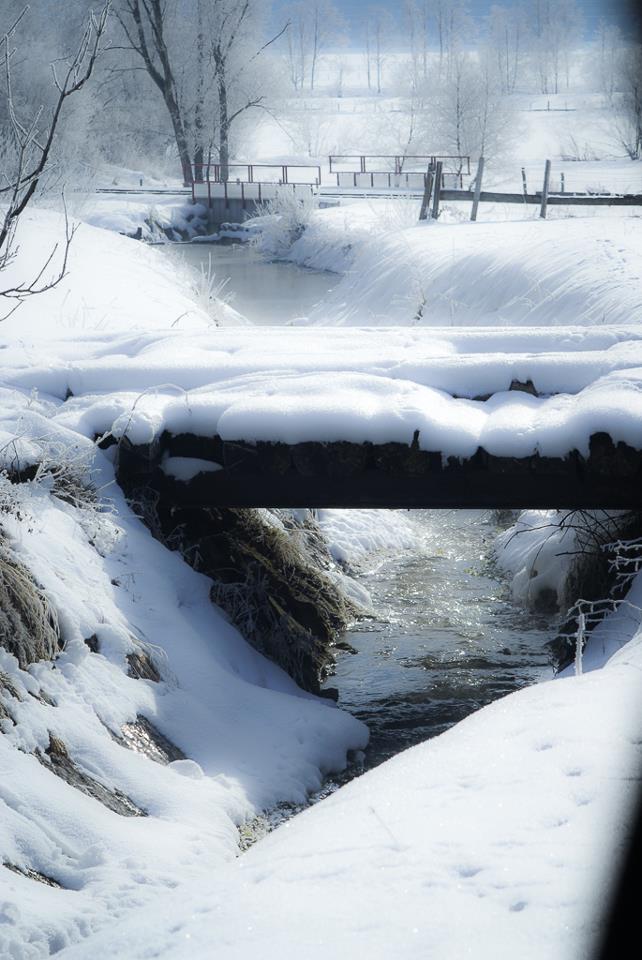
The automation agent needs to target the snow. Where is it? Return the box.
[0,427,367,958]
[2,67,642,957]
[0,210,222,338]
[2,322,641,461]
[274,206,642,328]
[161,455,223,481]
[55,602,642,960]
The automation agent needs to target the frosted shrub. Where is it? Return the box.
[252,188,319,258]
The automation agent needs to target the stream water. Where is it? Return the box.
[329,509,553,771]
[164,242,556,776]
[168,242,336,325]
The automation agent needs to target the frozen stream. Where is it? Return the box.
[165,242,556,774]
[167,242,336,324]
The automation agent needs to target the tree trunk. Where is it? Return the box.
[217,67,230,182]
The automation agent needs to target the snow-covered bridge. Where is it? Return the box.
[4,325,641,509]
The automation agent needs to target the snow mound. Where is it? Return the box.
[279,206,642,328]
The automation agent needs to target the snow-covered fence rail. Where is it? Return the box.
[438,189,642,207]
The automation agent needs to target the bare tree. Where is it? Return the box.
[285,1,345,93]
[115,0,194,183]
[118,1,282,184]
[0,3,110,321]
[596,19,623,100]
[613,43,642,159]
[364,6,396,95]
[486,3,526,94]
[404,0,430,86]
[430,51,516,163]
[207,1,286,180]
[527,0,583,95]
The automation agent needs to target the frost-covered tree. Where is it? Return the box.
[526,0,583,94]
[612,43,642,159]
[115,0,282,183]
[285,1,345,92]
[596,19,624,100]
[433,0,474,79]
[363,6,396,94]
[430,52,515,162]
[0,4,110,320]
[204,0,284,179]
[404,0,431,86]
[115,0,194,182]
[485,3,526,94]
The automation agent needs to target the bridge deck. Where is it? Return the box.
[3,326,640,508]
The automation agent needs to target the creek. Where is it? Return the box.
[164,241,555,776]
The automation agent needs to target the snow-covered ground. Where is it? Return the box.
[262,204,642,327]
[56,609,642,960]
[0,217,370,958]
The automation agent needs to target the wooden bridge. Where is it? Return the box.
[190,162,321,222]
[105,326,642,512]
[115,430,642,512]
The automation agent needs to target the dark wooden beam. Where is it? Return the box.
[115,431,642,510]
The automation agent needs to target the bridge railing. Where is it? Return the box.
[328,153,470,189]
[192,179,318,206]
[334,170,464,190]
[191,162,321,186]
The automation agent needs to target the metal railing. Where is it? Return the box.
[191,162,321,185]
[328,153,470,189]
[334,169,464,190]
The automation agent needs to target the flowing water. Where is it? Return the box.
[164,242,556,774]
[327,510,553,771]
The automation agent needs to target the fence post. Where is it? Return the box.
[560,171,565,194]
[540,159,551,218]
[521,167,528,201]
[470,156,485,222]
[419,163,434,221]
[431,160,443,219]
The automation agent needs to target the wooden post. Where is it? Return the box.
[521,167,528,201]
[419,164,434,221]
[560,172,565,194]
[540,159,551,218]
[470,156,485,221]
[431,160,443,219]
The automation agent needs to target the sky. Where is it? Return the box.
[274,1,641,41]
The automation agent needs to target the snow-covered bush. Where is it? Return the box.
[495,509,639,614]
[251,188,319,258]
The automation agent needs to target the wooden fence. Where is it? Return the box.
[420,158,642,221]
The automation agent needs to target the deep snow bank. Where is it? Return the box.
[0,209,238,337]
[3,325,641,463]
[275,204,642,327]
[57,581,642,960]
[0,212,369,956]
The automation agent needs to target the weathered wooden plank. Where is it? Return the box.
[117,433,642,511]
